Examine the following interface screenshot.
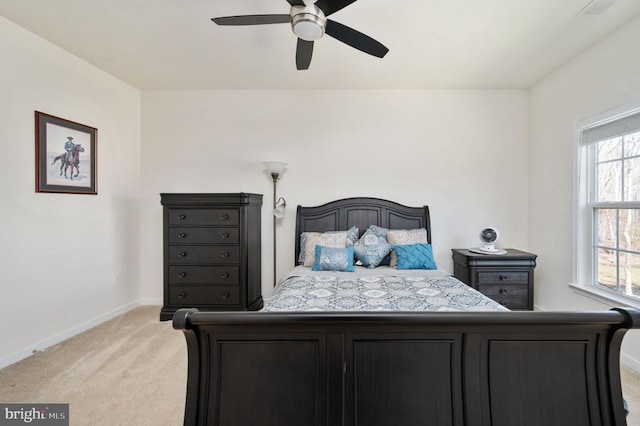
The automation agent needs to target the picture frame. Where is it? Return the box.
[35,111,97,194]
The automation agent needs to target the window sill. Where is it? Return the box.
[569,283,640,309]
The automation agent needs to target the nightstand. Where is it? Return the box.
[451,249,537,310]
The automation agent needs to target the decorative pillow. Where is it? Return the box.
[353,229,392,268]
[394,243,437,270]
[368,225,389,238]
[346,226,360,246]
[298,227,358,266]
[367,225,391,265]
[312,245,355,272]
[387,228,428,267]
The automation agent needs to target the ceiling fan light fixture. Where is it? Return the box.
[290,5,326,41]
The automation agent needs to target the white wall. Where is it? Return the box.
[529,16,640,366]
[140,90,529,301]
[0,16,141,367]
[8,6,639,372]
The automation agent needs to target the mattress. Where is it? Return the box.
[263,266,508,312]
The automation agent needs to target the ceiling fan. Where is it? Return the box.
[212,0,389,70]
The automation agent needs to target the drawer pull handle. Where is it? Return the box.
[221,252,230,258]
[177,214,186,220]
[221,272,230,279]
[222,292,230,300]
[499,288,508,295]
[499,275,508,281]
[220,214,229,221]
[178,272,186,278]
[221,232,230,239]
[177,232,187,238]
[178,252,186,258]
[178,292,187,299]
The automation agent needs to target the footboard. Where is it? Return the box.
[173,308,640,426]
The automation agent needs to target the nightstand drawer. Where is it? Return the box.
[476,271,528,285]
[169,286,239,306]
[169,208,240,226]
[478,284,528,310]
[169,266,239,285]
[169,246,240,265]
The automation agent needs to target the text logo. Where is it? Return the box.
[0,404,68,425]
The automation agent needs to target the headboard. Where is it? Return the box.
[294,197,431,264]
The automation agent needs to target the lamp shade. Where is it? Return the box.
[263,161,287,175]
[273,205,285,219]
[273,197,286,218]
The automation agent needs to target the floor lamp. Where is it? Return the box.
[263,161,287,287]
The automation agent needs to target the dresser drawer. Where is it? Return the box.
[169,246,240,265]
[169,208,240,226]
[168,227,239,244]
[169,286,239,306]
[478,284,528,309]
[476,271,528,285]
[169,266,239,285]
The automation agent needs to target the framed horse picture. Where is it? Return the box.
[35,111,97,194]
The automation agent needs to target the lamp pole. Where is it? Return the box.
[263,161,287,288]
[271,172,279,288]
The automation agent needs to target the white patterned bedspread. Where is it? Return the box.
[263,266,508,312]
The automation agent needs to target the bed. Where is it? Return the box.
[262,266,508,312]
[264,197,506,313]
[173,197,640,426]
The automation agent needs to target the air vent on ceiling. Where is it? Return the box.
[576,0,617,16]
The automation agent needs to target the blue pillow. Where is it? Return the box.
[367,225,391,265]
[354,229,392,268]
[393,243,437,270]
[312,245,355,272]
[368,225,388,237]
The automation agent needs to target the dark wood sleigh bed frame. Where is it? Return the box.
[173,197,640,426]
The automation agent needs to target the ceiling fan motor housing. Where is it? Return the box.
[290,5,326,41]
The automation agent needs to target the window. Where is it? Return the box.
[576,109,640,303]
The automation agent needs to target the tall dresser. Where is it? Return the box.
[160,193,263,321]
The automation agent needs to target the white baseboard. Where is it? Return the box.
[0,300,140,370]
[621,352,640,374]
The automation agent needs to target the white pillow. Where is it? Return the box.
[298,227,359,265]
[302,232,348,267]
[387,228,428,268]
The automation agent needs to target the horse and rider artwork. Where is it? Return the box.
[50,136,85,180]
[35,111,97,195]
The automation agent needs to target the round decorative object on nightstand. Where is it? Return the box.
[470,227,507,255]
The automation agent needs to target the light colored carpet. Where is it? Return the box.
[624,365,640,426]
[0,306,186,426]
[1,305,640,425]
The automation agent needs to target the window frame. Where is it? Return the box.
[573,101,640,308]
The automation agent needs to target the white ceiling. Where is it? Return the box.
[1,0,639,90]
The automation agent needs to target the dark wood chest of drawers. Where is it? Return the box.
[160,193,263,321]
[451,249,537,310]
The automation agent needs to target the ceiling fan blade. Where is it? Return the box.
[314,0,357,16]
[296,39,314,70]
[286,0,306,5]
[212,14,290,26]
[325,20,389,58]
